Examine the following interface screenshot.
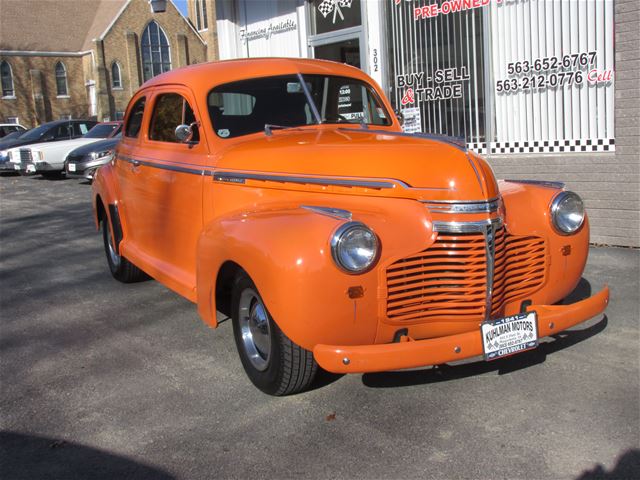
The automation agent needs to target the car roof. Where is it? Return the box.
[140,58,374,91]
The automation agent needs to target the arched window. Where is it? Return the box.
[111,61,122,89]
[141,21,171,82]
[1,61,14,97]
[55,61,68,96]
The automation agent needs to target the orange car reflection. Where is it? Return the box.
[92,58,609,395]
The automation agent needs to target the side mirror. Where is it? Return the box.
[175,124,193,143]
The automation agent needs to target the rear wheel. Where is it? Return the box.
[101,217,147,283]
[231,273,317,395]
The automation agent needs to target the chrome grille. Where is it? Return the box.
[19,149,32,162]
[385,228,546,323]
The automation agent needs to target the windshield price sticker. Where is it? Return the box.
[481,311,538,361]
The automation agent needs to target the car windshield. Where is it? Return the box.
[84,124,119,139]
[208,74,391,139]
[18,123,52,141]
[2,130,25,140]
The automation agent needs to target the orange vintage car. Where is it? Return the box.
[92,58,609,395]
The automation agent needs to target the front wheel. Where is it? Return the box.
[101,217,147,283]
[231,273,317,395]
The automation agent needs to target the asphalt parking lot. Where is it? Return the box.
[1,173,638,480]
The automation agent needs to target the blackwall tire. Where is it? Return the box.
[101,217,148,283]
[231,273,317,396]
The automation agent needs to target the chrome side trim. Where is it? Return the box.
[119,155,208,176]
[432,218,503,233]
[301,205,352,221]
[423,197,500,214]
[504,179,565,190]
[466,153,486,197]
[213,171,397,189]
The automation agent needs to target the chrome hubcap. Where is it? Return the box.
[238,289,271,371]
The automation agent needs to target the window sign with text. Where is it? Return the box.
[390,0,615,154]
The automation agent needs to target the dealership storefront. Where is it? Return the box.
[214,0,638,247]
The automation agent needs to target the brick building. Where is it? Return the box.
[0,0,208,127]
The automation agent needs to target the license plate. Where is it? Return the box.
[26,164,36,173]
[68,163,76,172]
[481,311,538,361]
[13,164,20,170]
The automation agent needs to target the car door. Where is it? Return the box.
[117,88,208,298]
[115,95,148,255]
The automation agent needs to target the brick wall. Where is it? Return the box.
[99,0,207,120]
[0,55,88,127]
[487,1,640,248]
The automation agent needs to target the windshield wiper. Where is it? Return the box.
[264,123,308,137]
[264,124,298,136]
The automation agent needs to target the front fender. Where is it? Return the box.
[196,198,432,351]
[500,181,589,307]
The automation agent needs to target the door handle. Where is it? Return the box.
[131,159,141,169]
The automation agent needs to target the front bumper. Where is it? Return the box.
[66,158,108,180]
[0,159,15,171]
[314,286,610,373]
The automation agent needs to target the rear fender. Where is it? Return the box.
[91,162,119,229]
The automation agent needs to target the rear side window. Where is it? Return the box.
[74,122,90,136]
[125,97,146,138]
[149,93,199,143]
[54,123,72,138]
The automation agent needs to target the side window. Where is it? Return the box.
[149,93,199,143]
[73,122,90,136]
[55,123,72,139]
[125,97,146,138]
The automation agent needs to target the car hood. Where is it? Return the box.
[0,136,40,150]
[215,128,499,201]
[27,138,104,152]
[68,137,120,156]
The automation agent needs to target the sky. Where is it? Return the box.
[172,0,188,17]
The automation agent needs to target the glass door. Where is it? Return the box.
[308,0,365,70]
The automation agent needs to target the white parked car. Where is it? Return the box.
[0,123,27,139]
[10,122,121,177]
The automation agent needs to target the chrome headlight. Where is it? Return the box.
[330,221,379,274]
[551,191,585,234]
[90,149,114,160]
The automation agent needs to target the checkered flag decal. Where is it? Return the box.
[317,0,354,21]
[318,0,333,17]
